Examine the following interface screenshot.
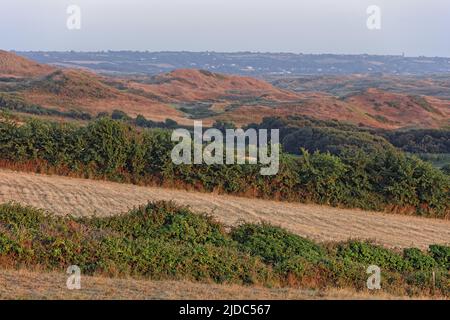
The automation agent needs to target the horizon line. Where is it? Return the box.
[8,49,450,60]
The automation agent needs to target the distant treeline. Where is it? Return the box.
[382,129,450,154]
[246,116,450,155]
[2,91,448,155]
[108,109,180,129]
[0,92,92,120]
[0,92,181,129]
[0,118,448,217]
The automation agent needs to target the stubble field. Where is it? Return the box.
[0,169,449,250]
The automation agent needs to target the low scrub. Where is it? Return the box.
[0,202,448,297]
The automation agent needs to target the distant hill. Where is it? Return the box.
[0,51,449,129]
[271,74,450,100]
[0,51,184,123]
[0,50,55,78]
[342,89,449,128]
[127,68,299,104]
[15,51,450,77]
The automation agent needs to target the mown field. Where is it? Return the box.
[1,169,449,249]
[0,269,437,300]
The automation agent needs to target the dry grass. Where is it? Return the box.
[0,169,449,249]
[3,51,449,129]
[0,50,55,78]
[0,268,433,300]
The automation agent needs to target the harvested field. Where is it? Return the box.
[0,268,432,300]
[0,169,449,249]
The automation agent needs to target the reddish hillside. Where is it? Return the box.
[21,70,184,123]
[128,68,299,103]
[1,51,448,129]
[0,50,55,78]
[131,69,449,129]
[343,89,450,128]
[0,51,185,123]
[214,89,450,129]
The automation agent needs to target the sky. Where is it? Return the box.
[1,0,450,57]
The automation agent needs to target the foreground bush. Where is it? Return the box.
[0,202,448,296]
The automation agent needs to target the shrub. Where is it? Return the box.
[429,245,450,270]
[231,223,326,265]
[84,118,130,176]
[297,149,347,205]
[441,164,450,175]
[336,241,408,272]
[85,201,230,246]
[111,109,131,121]
[0,202,272,285]
[403,248,436,271]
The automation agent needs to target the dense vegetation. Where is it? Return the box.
[383,129,450,154]
[246,116,450,155]
[0,92,92,120]
[0,117,448,217]
[0,92,181,129]
[414,153,450,170]
[0,202,448,296]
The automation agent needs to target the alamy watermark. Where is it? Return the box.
[66,265,81,290]
[171,121,280,175]
[65,5,380,31]
[366,265,381,290]
[67,5,81,30]
[367,5,381,30]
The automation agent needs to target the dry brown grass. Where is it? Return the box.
[2,51,449,129]
[0,169,449,249]
[0,268,434,300]
[0,50,55,78]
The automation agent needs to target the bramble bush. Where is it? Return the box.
[429,245,450,270]
[231,223,326,264]
[403,248,437,271]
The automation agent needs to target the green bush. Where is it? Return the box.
[231,223,326,265]
[0,202,273,285]
[403,248,436,271]
[441,164,450,175]
[297,149,347,205]
[274,256,305,276]
[85,201,230,246]
[429,245,450,270]
[336,241,408,272]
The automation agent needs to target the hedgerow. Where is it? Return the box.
[0,118,448,217]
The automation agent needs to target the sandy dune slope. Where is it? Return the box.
[0,169,449,249]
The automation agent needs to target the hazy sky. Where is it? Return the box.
[2,0,449,57]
